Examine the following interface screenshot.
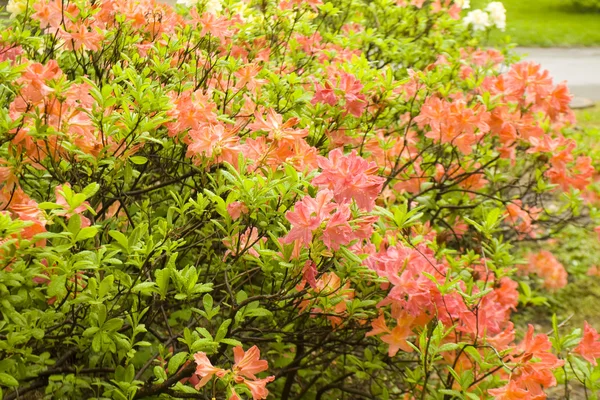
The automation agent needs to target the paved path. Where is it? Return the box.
[516,47,600,102]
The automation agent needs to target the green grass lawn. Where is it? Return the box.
[471,0,600,47]
[575,103,600,129]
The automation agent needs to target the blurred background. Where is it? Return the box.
[472,0,600,115]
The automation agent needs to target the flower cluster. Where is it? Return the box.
[193,346,274,400]
[464,1,506,31]
[0,0,598,399]
[523,250,568,290]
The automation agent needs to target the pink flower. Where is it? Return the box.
[193,11,232,40]
[312,81,338,106]
[235,64,265,93]
[283,190,336,246]
[574,322,600,366]
[227,201,249,220]
[233,345,269,380]
[322,204,353,250]
[193,352,228,389]
[229,387,242,400]
[505,61,553,101]
[313,149,384,211]
[186,123,240,166]
[488,380,529,400]
[338,72,367,117]
[17,60,62,104]
[248,109,308,144]
[502,325,564,396]
[223,227,262,259]
[32,0,62,29]
[523,251,567,290]
[302,260,318,289]
[239,376,275,400]
[367,312,415,356]
[60,23,103,51]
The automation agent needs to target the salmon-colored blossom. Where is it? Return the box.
[574,322,600,366]
[238,376,275,400]
[193,352,228,389]
[283,190,336,246]
[367,312,415,356]
[186,123,241,166]
[232,345,269,380]
[248,109,308,145]
[488,380,529,400]
[523,251,567,290]
[313,149,384,211]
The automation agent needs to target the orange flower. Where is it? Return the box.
[523,251,567,290]
[488,380,529,400]
[193,352,228,389]
[248,109,308,145]
[238,376,275,400]
[574,322,600,366]
[367,312,415,357]
[232,345,269,380]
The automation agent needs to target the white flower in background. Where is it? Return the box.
[6,0,28,19]
[204,0,223,14]
[463,9,491,31]
[455,0,470,9]
[486,1,506,31]
[177,0,199,7]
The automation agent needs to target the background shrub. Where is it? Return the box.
[571,0,600,11]
[0,0,599,399]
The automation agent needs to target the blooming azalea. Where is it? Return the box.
[283,190,336,246]
[321,204,353,250]
[248,109,308,144]
[238,376,275,400]
[574,322,600,366]
[232,345,269,380]
[313,149,384,211]
[523,251,567,290]
[488,380,529,400]
[186,123,241,166]
[193,352,228,389]
[378,314,415,357]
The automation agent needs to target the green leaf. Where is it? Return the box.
[75,226,98,242]
[0,373,18,387]
[99,275,115,298]
[122,364,135,383]
[203,294,213,312]
[83,327,100,337]
[172,382,198,394]
[167,353,188,376]
[130,156,148,165]
[67,214,82,235]
[92,334,102,352]
[37,202,63,210]
[82,183,100,198]
[109,231,130,252]
[155,269,170,299]
[219,338,243,347]
[103,318,124,332]
[215,319,232,342]
[244,308,273,318]
[132,282,157,295]
[47,274,67,298]
[438,343,460,353]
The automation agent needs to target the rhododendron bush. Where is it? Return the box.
[2,0,600,398]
